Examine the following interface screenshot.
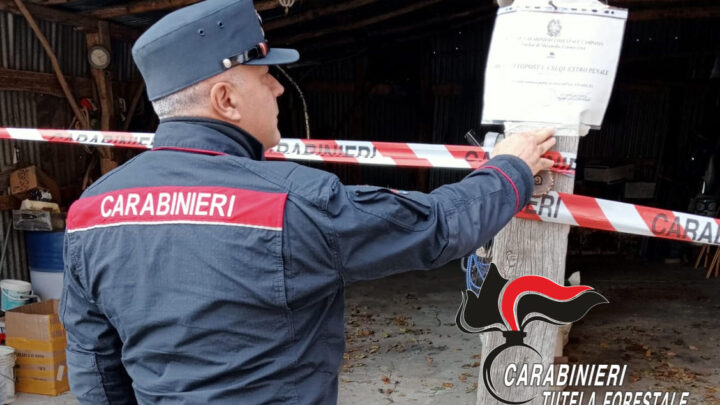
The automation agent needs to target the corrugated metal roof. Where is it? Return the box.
[0,10,96,281]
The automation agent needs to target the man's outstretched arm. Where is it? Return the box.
[325,129,556,283]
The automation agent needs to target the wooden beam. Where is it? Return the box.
[300,2,717,55]
[86,22,115,131]
[301,81,375,95]
[621,50,717,64]
[394,10,495,45]
[255,0,302,12]
[0,67,94,98]
[629,6,720,20]
[86,21,117,166]
[302,80,461,96]
[617,79,720,91]
[265,0,379,30]
[0,0,141,40]
[350,55,368,142]
[123,81,146,131]
[26,0,70,5]
[279,0,445,45]
[298,6,494,58]
[89,0,299,19]
[89,0,200,19]
[380,6,492,39]
[0,67,138,99]
[14,0,89,128]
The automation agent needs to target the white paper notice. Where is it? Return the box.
[482,1,627,134]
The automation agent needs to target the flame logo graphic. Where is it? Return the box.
[456,264,608,404]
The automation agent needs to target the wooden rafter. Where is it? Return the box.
[296,4,494,55]
[302,81,462,96]
[26,0,69,5]
[298,1,720,52]
[0,0,141,40]
[123,82,146,131]
[13,0,89,128]
[265,0,380,30]
[381,6,493,39]
[86,22,115,131]
[89,0,201,19]
[280,0,445,45]
[89,0,300,20]
[629,5,720,20]
[394,8,497,45]
[256,0,301,12]
[0,67,94,98]
[0,67,137,98]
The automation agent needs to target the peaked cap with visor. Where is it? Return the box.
[132,0,299,101]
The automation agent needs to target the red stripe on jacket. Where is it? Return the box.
[67,186,287,231]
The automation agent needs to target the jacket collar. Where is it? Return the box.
[152,117,265,160]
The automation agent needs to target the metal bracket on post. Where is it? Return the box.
[466,129,555,197]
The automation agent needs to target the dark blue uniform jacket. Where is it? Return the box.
[60,117,533,404]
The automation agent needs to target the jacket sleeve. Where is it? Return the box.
[59,233,136,405]
[325,155,533,284]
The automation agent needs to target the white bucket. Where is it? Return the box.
[0,346,15,404]
[0,279,38,312]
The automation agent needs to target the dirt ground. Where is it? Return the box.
[14,257,720,405]
[563,257,720,405]
[338,257,720,405]
[338,262,483,405]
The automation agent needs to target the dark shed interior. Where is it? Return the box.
[0,0,719,403]
[1,0,717,278]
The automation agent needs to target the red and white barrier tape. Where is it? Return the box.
[0,127,153,149]
[518,192,718,245]
[1,127,714,245]
[0,128,576,174]
[266,138,577,174]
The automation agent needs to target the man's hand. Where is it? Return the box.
[491,128,556,175]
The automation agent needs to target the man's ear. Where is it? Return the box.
[209,81,243,122]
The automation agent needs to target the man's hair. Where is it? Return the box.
[150,69,245,120]
[151,81,209,120]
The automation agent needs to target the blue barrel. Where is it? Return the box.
[25,231,65,272]
[25,231,65,300]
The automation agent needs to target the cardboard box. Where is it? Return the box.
[9,166,61,204]
[0,167,16,194]
[584,164,634,184]
[5,300,69,396]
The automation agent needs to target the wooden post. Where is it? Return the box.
[86,22,114,131]
[350,55,367,141]
[86,21,116,172]
[416,54,433,192]
[123,81,146,131]
[475,134,579,404]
